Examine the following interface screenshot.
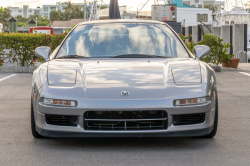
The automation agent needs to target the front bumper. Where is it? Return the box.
[34,101,215,137]
[36,125,214,137]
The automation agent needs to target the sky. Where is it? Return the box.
[0,0,156,11]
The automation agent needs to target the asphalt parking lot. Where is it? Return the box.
[0,66,250,166]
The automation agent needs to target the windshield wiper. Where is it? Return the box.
[109,54,172,58]
[57,55,90,59]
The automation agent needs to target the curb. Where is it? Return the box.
[0,66,37,73]
[210,65,221,72]
[221,67,245,72]
[210,65,246,72]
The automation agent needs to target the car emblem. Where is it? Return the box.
[121,91,129,96]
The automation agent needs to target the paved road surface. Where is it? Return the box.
[0,69,250,166]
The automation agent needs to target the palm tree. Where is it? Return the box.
[50,11,60,23]
[72,5,82,19]
[0,7,11,30]
[57,10,65,21]
[0,7,4,19]
[63,0,74,20]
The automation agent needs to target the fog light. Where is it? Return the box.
[175,97,206,106]
[44,98,76,107]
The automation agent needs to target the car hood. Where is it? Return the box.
[47,58,201,85]
[46,58,201,100]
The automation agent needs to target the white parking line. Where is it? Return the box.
[0,74,18,82]
[239,72,250,77]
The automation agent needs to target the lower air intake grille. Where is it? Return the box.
[45,115,78,126]
[173,113,205,125]
[84,111,168,131]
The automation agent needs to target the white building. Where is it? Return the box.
[42,5,57,18]
[42,2,94,18]
[214,0,225,11]
[7,5,42,18]
[117,7,212,27]
[177,7,212,26]
[183,0,215,8]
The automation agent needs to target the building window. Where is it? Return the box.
[51,7,56,11]
[197,14,208,22]
[34,10,40,15]
[10,10,12,13]
[29,10,32,13]
[44,7,48,12]
[18,10,22,13]
[198,5,202,8]
[192,5,196,7]
[44,13,48,17]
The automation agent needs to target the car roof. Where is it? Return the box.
[78,19,166,25]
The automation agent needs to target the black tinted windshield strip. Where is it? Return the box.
[77,21,166,26]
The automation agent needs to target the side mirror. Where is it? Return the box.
[35,46,51,62]
[193,45,211,60]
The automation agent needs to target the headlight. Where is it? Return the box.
[172,68,201,85]
[175,97,206,106]
[43,98,76,107]
[48,70,76,86]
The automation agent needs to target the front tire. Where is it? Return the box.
[31,100,43,138]
[203,90,218,138]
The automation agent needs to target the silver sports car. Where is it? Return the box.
[31,20,218,138]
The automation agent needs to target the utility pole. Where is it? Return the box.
[84,0,87,22]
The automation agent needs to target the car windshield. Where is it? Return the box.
[56,23,189,58]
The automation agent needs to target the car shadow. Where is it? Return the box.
[34,137,218,151]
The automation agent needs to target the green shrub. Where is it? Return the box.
[179,34,234,65]
[0,32,67,66]
[179,33,197,54]
[198,34,234,65]
[0,32,233,67]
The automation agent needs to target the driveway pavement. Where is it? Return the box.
[0,66,250,166]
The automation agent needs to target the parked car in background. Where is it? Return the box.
[31,20,218,138]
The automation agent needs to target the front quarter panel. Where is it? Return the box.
[199,61,217,105]
[32,62,48,90]
[199,61,216,88]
